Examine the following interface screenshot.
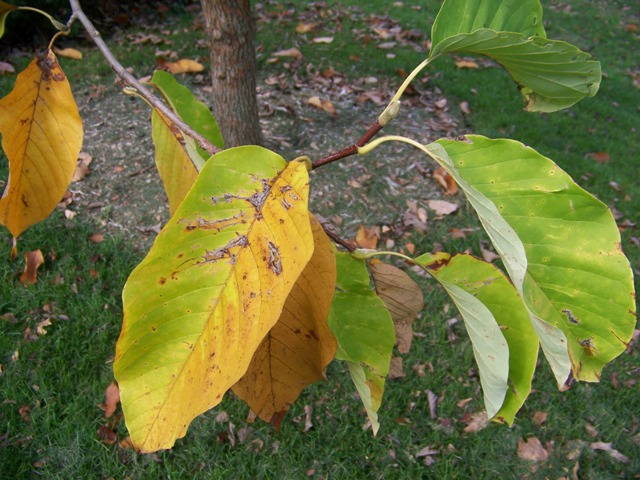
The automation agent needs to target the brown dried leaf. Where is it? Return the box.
[369,260,424,354]
[388,356,405,379]
[532,411,547,426]
[97,425,118,445]
[312,36,334,44]
[355,224,378,249]
[586,152,610,164]
[307,96,335,114]
[455,59,479,69]
[295,22,317,33]
[517,437,550,463]
[590,442,629,463]
[433,167,458,195]
[35,319,52,336]
[19,404,31,423]
[462,411,489,433]
[52,47,83,60]
[0,61,15,75]
[161,58,204,74]
[480,241,500,263]
[20,250,44,285]
[99,382,120,419]
[273,47,302,59]
[426,200,458,219]
[72,151,93,182]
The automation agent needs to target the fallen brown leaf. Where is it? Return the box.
[388,356,405,379]
[53,47,83,60]
[19,404,31,423]
[99,382,120,419]
[586,152,610,164]
[272,47,302,59]
[590,442,629,463]
[532,411,547,426]
[295,22,317,34]
[433,167,458,195]
[517,437,550,463]
[426,199,458,219]
[0,61,15,75]
[462,411,489,433]
[89,232,104,244]
[161,58,205,74]
[312,36,334,43]
[20,250,45,286]
[355,224,378,249]
[455,59,479,69]
[72,151,93,182]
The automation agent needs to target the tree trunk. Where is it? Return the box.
[201,0,262,147]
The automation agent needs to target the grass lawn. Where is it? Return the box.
[1,1,639,478]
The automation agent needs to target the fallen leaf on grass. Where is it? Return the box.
[460,101,472,115]
[532,411,547,426]
[0,61,15,75]
[449,228,476,239]
[480,241,500,263]
[295,22,317,34]
[433,167,458,195]
[312,36,334,43]
[426,200,458,219]
[98,425,118,445]
[98,382,120,419]
[89,232,104,244]
[455,58,479,69]
[586,152,610,164]
[160,58,204,74]
[590,442,629,463]
[272,47,302,59]
[462,411,489,433]
[517,437,550,463]
[388,356,405,379]
[19,404,31,423]
[307,96,336,114]
[20,250,44,286]
[72,152,93,182]
[52,47,83,60]
[35,319,52,336]
[355,224,378,249]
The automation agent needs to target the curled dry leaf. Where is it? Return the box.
[272,47,302,59]
[462,410,489,433]
[52,47,83,60]
[388,356,405,379]
[89,232,104,244]
[72,152,93,182]
[355,224,378,249]
[99,382,121,419]
[455,58,479,69]
[590,442,629,463]
[295,22,317,34]
[20,250,44,285]
[161,58,205,74]
[307,96,336,114]
[433,167,458,195]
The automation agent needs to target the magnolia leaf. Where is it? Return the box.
[369,260,424,354]
[149,71,223,215]
[114,148,314,452]
[232,217,337,423]
[0,50,83,257]
[429,136,636,387]
[328,253,395,435]
[430,0,600,111]
[417,253,537,422]
[0,1,16,38]
[432,0,546,45]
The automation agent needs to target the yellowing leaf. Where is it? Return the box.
[355,224,378,249]
[307,96,336,114]
[0,50,83,256]
[232,217,337,422]
[19,249,44,285]
[162,58,205,74]
[115,148,314,452]
[369,260,424,354]
[53,47,83,60]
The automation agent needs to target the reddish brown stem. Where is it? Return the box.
[321,224,356,252]
[311,120,383,169]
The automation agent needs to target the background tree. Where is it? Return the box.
[201,0,261,147]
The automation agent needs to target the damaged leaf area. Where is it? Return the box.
[114,147,314,452]
[232,217,337,424]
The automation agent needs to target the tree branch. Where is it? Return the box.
[68,0,221,157]
[311,120,383,170]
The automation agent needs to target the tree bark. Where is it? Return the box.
[201,0,262,147]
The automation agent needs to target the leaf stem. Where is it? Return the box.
[311,119,383,169]
[67,0,221,157]
[388,57,431,106]
[321,224,356,252]
[16,6,68,31]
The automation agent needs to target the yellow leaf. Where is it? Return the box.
[163,58,205,74]
[232,217,337,423]
[53,47,83,60]
[0,50,83,256]
[115,149,314,452]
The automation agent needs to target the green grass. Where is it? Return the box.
[1,1,639,478]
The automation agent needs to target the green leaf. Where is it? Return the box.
[327,253,395,434]
[114,147,314,452]
[430,0,600,112]
[150,70,223,159]
[0,1,16,38]
[428,136,636,387]
[432,0,546,45]
[417,253,537,423]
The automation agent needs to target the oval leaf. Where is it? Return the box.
[430,0,600,112]
[114,148,314,452]
[0,50,83,256]
[232,217,337,423]
[418,253,537,422]
[328,253,395,434]
[430,136,636,386]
